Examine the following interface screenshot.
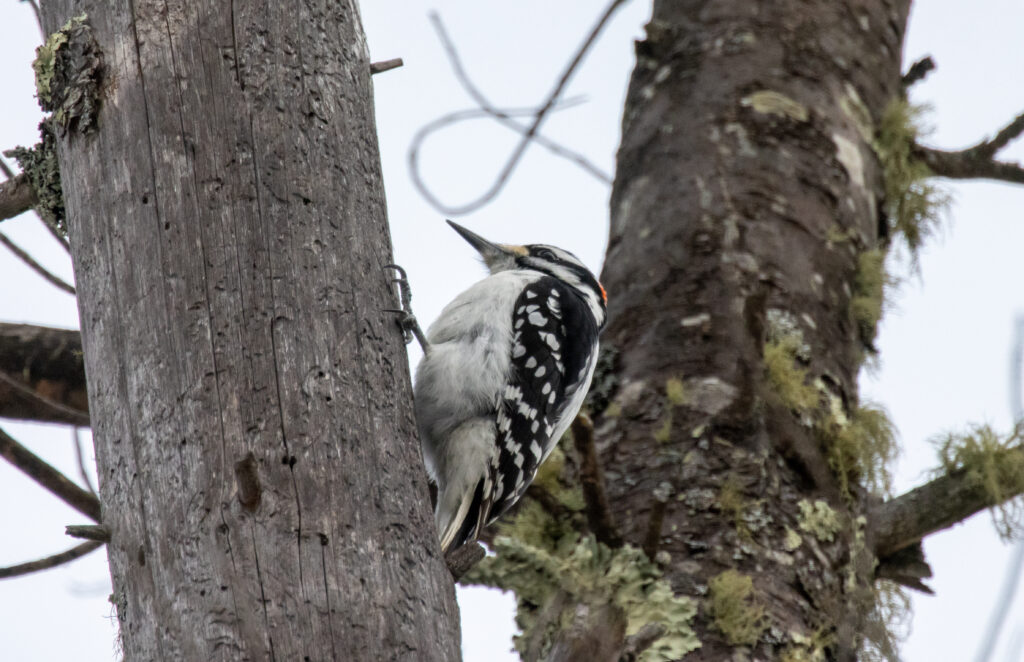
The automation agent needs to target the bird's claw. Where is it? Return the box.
[383,265,429,352]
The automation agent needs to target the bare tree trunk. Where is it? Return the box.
[592,0,910,659]
[38,1,460,659]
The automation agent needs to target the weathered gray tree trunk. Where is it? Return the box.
[591,0,910,659]
[39,1,460,659]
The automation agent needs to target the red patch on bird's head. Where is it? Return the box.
[598,282,607,303]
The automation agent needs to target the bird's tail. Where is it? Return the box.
[438,474,492,553]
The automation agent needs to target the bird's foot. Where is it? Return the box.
[383,264,430,353]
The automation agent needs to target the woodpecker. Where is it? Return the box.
[389,221,607,553]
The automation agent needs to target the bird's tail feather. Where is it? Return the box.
[438,476,492,553]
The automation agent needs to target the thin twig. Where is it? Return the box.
[20,0,44,39]
[0,231,76,294]
[411,1,625,215]
[901,56,935,88]
[571,413,623,548]
[72,427,97,496]
[0,425,101,522]
[0,155,15,179]
[0,540,103,580]
[370,58,403,75]
[37,213,72,255]
[66,524,110,542]
[0,369,91,426]
[913,109,1024,185]
[426,13,611,183]
[445,541,486,581]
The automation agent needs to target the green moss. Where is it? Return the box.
[464,536,700,661]
[934,424,1024,539]
[824,403,898,498]
[33,20,73,106]
[850,249,889,346]
[874,99,949,264]
[707,569,767,646]
[797,499,841,543]
[653,414,673,443]
[764,336,818,413]
[719,474,749,538]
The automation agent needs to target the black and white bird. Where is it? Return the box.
[392,221,607,553]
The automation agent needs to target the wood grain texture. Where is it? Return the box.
[39,1,460,660]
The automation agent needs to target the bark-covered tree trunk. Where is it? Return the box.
[37,1,460,659]
[593,0,910,659]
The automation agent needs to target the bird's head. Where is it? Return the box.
[447,220,607,327]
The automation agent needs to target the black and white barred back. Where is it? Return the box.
[490,276,598,518]
[416,222,606,553]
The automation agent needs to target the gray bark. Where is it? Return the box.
[38,1,460,660]
[590,0,911,659]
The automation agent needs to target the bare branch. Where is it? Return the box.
[0,231,76,295]
[369,58,403,75]
[0,369,90,426]
[20,0,44,39]
[410,2,624,215]
[916,145,1024,185]
[572,413,623,548]
[0,540,103,580]
[872,454,1024,559]
[445,541,486,581]
[914,109,1024,185]
[0,425,101,522]
[72,427,97,496]
[0,323,90,426]
[901,55,935,88]
[66,524,110,542]
[0,173,37,223]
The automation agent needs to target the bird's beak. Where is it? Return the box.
[446,220,525,270]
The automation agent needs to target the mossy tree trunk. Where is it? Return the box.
[37,1,460,659]
[598,1,909,659]
[468,1,913,660]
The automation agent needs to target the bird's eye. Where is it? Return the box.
[535,248,556,261]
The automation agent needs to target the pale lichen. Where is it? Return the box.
[873,99,949,264]
[464,536,700,661]
[741,90,809,123]
[707,569,768,646]
[934,424,1024,539]
[797,499,841,543]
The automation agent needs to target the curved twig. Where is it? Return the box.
[410,1,625,216]
[0,231,76,295]
[0,541,103,580]
[0,425,101,522]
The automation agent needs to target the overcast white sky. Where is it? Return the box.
[1,1,1023,661]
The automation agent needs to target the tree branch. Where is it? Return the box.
[0,426,101,522]
[872,461,1023,559]
[914,110,1024,185]
[0,540,103,580]
[0,173,37,223]
[0,322,89,426]
[66,524,110,542]
[901,55,935,88]
[0,231,76,295]
[618,623,667,662]
[369,58,403,75]
[572,413,623,548]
